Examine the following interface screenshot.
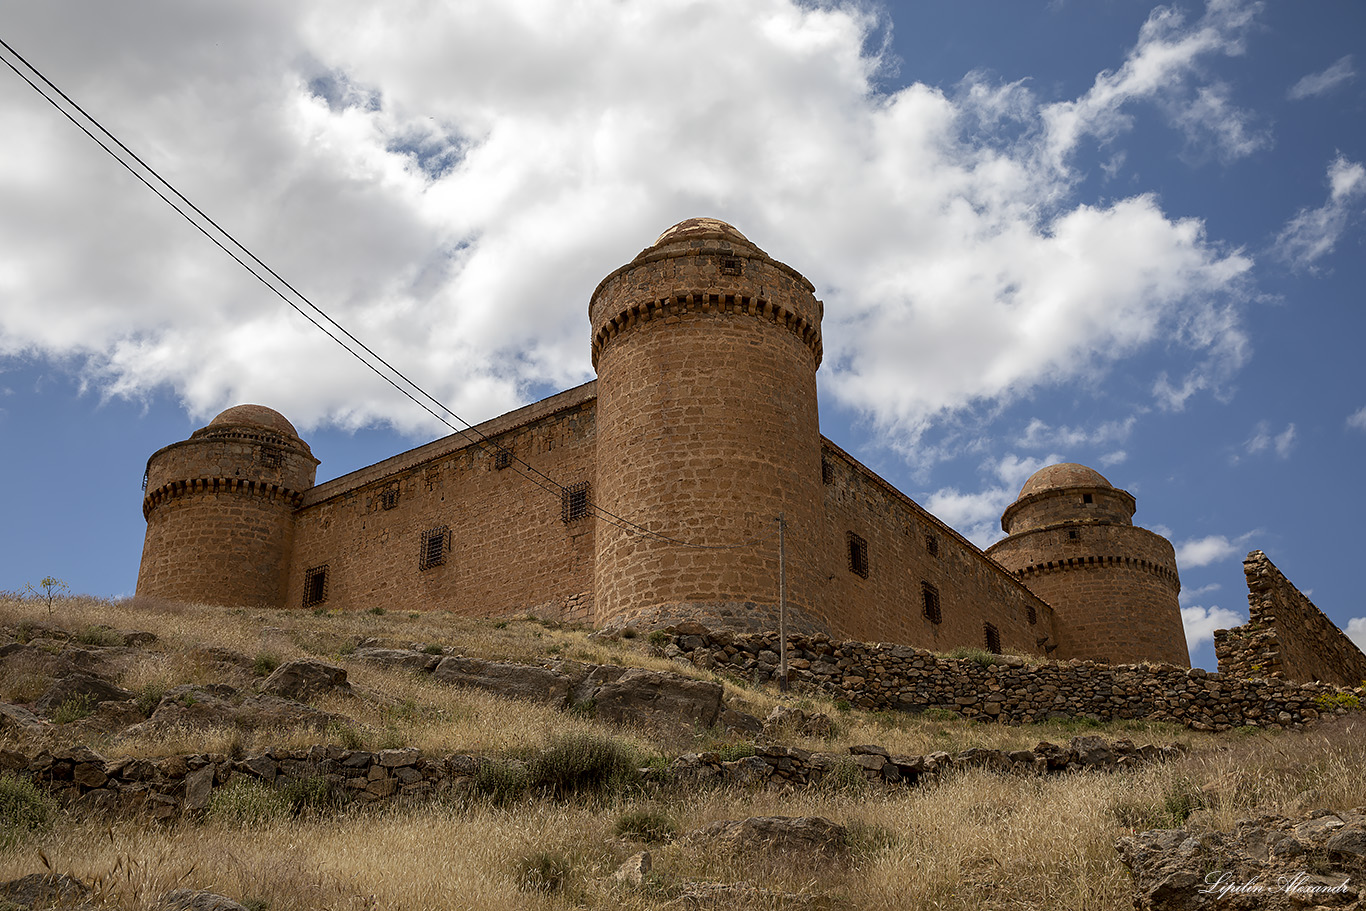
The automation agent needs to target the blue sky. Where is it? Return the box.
[1,0,1363,670]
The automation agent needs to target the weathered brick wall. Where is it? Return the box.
[818,442,1055,656]
[136,422,317,608]
[287,387,596,619]
[1215,551,1366,686]
[987,518,1188,666]
[672,630,1363,731]
[589,222,828,635]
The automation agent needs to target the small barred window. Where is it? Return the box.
[1026,603,1038,625]
[922,582,941,624]
[984,622,1002,655]
[847,532,869,578]
[925,534,939,557]
[494,449,512,470]
[562,482,590,523]
[258,446,284,468]
[420,526,449,570]
[379,486,400,510]
[821,457,834,485]
[303,565,329,607]
[721,256,743,276]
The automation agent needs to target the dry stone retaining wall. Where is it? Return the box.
[668,629,1365,731]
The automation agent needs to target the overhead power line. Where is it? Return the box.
[0,36,758,551]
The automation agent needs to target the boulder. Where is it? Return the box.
[352,647,440,674]
[0,873,91,908]
[592,668,723,732]
[431,657,571,707]
[34,673,135,715]
[760,705,833,741]
[612,851,652,886]
[260,660,352,701]
[123,684,344,736]
[687,816,849,865]
[0,702,46,736]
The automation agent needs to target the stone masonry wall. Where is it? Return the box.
[287,387,597,621]
[818,441,1056,656]
[669,629,1364,731]
[1214,550,1366,687]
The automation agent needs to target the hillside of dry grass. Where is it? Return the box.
[0,593,1364,910]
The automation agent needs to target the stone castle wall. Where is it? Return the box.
[589,229,827,635]
[1215,551,1366,686]
[817,441,1055,655]
[987,523,1187,666]
[286,386,597,621]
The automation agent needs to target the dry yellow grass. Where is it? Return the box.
[0,593,1363,909]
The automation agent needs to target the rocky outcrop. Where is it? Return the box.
[121,684,344,736]
[260,659,352,701]
[432,657,572,707]
[33,673,134,714]
[592,668,724,733]
[1117,809,1366,909]
[687,816,849,864]
[0,873,91,909]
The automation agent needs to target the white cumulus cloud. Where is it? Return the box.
[0,0,1257,445]
[1348,407,1366,432]
[1244,421,1297,459]
[1183,604,1245,652]
[1348,618,1366,653]
[1175,530,1258,568]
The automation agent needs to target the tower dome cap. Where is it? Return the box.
[1017,462,1112,499]
[652,217,750,247]
[207,404,299,438]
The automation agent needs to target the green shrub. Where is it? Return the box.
[0,773,57,848]
[614,808,678,843]
[647,630,668,647]
[51,694,96,724]
[135,683,166,717]
[1314,692,1361,711]
[713,742,756,762]
[75,625,124,647]
[325,723,366,751]
[208,779,291,826]
[493,621,508,630]
[367,607,386,616]
[833,699,852,713]
[530,731,641,799]
[252,652,281,677]
[818,758,869,795]
[422,644,445,655]
[471,760,531,807]
[946,646,1000,668]
[280,776,345,814]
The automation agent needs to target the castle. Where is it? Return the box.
[136,218,1210,668]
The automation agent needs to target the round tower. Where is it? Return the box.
[136,404,318,609]
[589,218,828,633]
[985,463,1189,666]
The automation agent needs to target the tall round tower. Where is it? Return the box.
[136,404,318,608]
[589,218,828,633]
[985,463,1189,666]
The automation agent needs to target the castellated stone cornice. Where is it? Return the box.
[142,477,306,519]
[1012,554,1180,588]
[590,292,824,368]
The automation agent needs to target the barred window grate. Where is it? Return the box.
[379,486,400,510]
[420,526,449,570]
[922,582,941,624]
[303,565,329,607]
[925,534,939,557]
[258,446,284,468]
[721,256,743,276]
[562,482,590,523]
[821,457,833,485]
[494,449,512,470]
[1026,603,1038,625]
[847,532,869,578]
[984,622,1002,655]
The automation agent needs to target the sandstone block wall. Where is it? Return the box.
[287,387,596,619]
[818,441,1055,655]
[590,228,827,635]
[987,523,1187,666]
[1214,551,1366,686]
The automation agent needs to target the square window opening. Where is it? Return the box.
[721,256,743,276]
[420,526,449,570]
[1082,493,1094,504]
[847,532,869,578]
[922,582,941,624]
[984,622,1002,655]
[303,565,329,607]
[494,449,512,470]
[562,482,590,523]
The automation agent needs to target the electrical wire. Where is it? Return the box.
[0,36,761,551]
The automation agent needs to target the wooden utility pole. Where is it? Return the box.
[778,512,788,693]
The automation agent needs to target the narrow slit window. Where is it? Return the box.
[1026,603,1038,625]
[562,482,590,523]
[847,532,869,578]
[922,582,941,624]
[821,457,833,485]
[420,526,449,570]
[984,623,1002,655]
[303,565,329,607]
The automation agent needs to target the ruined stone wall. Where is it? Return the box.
[987,524,1188,666]
[818,442,1055,656]
[671,630,1362,731]
[287,387,596,620]
[1214,551,1366,687]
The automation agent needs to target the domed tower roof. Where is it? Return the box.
[632,217,764,262]
[1000,461,1134,535]
[207,404,300,439]
[1017,463,1113,499]
[652,217,751,246]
